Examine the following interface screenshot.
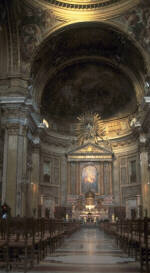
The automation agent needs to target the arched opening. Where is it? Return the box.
[29,21,147,221]
[31,21,146,133]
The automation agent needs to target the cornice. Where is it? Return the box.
[29,0,139,17]
[39,126,139,152]
[41,133,73,148]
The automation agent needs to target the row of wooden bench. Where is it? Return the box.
[100,218,150,273]
[0,218,80,272]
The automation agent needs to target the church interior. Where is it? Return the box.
[0,0,150,272]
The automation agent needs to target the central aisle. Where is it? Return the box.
[33,226,140,273]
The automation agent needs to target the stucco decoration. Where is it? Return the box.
[18,4,63,73]
[75,112,104,145]
[114,3,150,54]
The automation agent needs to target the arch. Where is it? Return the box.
[31,19,148,71]
[30,20,148,107]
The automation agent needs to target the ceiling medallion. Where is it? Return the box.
[75,112,105,145]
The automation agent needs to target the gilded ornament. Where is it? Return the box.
[75,112,105,145]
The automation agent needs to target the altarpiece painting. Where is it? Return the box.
[81,163,98,194]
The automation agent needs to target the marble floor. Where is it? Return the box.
[0,225,140,273]
[31,225,140,273]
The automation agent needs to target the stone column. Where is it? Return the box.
[0,91,44,216]
[67,162,71,195]
[0,109,3,201]
[60,156,67,206]
[2,123,28,216]
[31,140,40,217]
[140,141,150,216]
[110,162,113,195]
[77,162,80,195]
[16,125,28,216]
[100,162,104,195]
[2,125,17,215]
[1,101,41,217]
[112,156,121,205]
[140,96,150,216]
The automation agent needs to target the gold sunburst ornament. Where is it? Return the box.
[75,112,105,145]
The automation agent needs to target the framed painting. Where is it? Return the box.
[81,163,98,194]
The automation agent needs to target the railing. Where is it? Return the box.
[0,218,80,272]
[99,218,150,273]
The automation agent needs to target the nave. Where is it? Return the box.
[30,226,140,273]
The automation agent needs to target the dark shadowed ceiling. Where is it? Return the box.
[32,22,145,128]
[41,61,136,122]
[34,22,145,78]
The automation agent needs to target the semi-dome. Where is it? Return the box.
[31,21,145,135]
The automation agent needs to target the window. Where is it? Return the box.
[43,161,51,183]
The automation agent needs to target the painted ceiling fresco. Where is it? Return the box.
[41,62,136,122]
[8,0,148,73]
[19,7,61,62]
[114,2,150,54]
[16,0,63,72]
[1,1,149,74]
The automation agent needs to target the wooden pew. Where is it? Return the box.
[0,217,79,272]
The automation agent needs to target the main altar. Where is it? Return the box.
[66,112,114,221]
[67,142,114,221]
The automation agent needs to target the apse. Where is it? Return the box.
[31,21,145,135]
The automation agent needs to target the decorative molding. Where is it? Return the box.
[0,98,44,136]
[67,142,113,162]
[31,0,139,14]
[0,96,26,104]
[39,0,122,10]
